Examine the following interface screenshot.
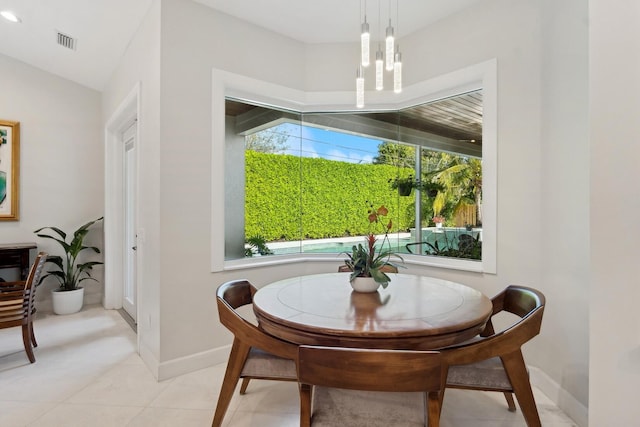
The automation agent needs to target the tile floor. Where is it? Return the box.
[0,305,578,426]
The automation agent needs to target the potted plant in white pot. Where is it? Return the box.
[34,217,103,314]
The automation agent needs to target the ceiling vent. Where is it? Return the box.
[56,31,76,51]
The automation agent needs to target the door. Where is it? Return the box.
[122,123,137,322]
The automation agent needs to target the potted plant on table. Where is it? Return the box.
[34,217,103,315]
[342,204,403,292]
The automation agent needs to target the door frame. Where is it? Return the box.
[122,125,137,321]
[104,83,140,318]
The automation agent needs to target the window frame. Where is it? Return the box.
[211,59,497,274]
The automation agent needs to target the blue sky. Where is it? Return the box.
[269,123,383,164]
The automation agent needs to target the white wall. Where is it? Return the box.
[589,0,640,425]
[102,0,162,369]
[539,0,590,414]
[395,1,589,420]
[0,53,103,310]
[157,0,307,369]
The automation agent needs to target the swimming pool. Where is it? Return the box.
[267,228,481,255]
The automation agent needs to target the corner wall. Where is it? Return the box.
[539,0,590,417]
[589,0,640,424]
[102,0,162,371]
[157,0,306,370]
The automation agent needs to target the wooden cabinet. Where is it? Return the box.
[0,243,37,281]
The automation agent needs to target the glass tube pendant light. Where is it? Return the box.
[361,17,370,67]
[385,19,395,71]
[356,65,365,108]
[393,48,402,93]
[375,48,384,90]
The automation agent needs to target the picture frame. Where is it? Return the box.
[0,120,20,220]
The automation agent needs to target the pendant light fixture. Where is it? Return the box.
[375,48,384,90]
[375,1,384,91]
[385,18,395,71]
[393,48,402,93]
[356,65,365,108]
[355,0,403,107]
[393,1,402,93]
[360,1,370,67]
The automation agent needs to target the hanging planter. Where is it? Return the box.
[389,176,416,197]
[389,176,445,197]
[397,182,413,196]
[420,181,445,198]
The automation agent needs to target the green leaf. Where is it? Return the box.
[33,217,103,290]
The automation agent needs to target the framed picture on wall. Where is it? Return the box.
[0,120,20,220]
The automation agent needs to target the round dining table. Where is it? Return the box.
[253,272,493,350]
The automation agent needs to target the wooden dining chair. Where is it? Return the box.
[440,285,546,427]
[0,252,48,363]
[211,279,298,427]
[298,345,443,427]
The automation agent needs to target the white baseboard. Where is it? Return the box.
[139,341,160,380]
[84,292,102,306]
[529,366,588,427]
[157,345,231,381]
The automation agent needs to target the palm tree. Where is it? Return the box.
[428,154,482,225]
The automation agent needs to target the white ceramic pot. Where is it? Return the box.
[436,222,443,228]
[52,287,84,315]
[350,276,381,293]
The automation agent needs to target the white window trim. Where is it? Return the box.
[211,59,497,274]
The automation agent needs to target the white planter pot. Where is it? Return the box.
[350,276,381,293]
[52,287,84,315]
[436,222,443,229]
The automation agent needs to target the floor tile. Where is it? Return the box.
[26,403,143,427]
[225,410,300,427]
[0,360,108,403]
[65,362,171,407]
[228,380,300,414]
[127,407,213,427]
[0,401,56,427]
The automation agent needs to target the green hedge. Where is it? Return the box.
[245,151,416,241]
